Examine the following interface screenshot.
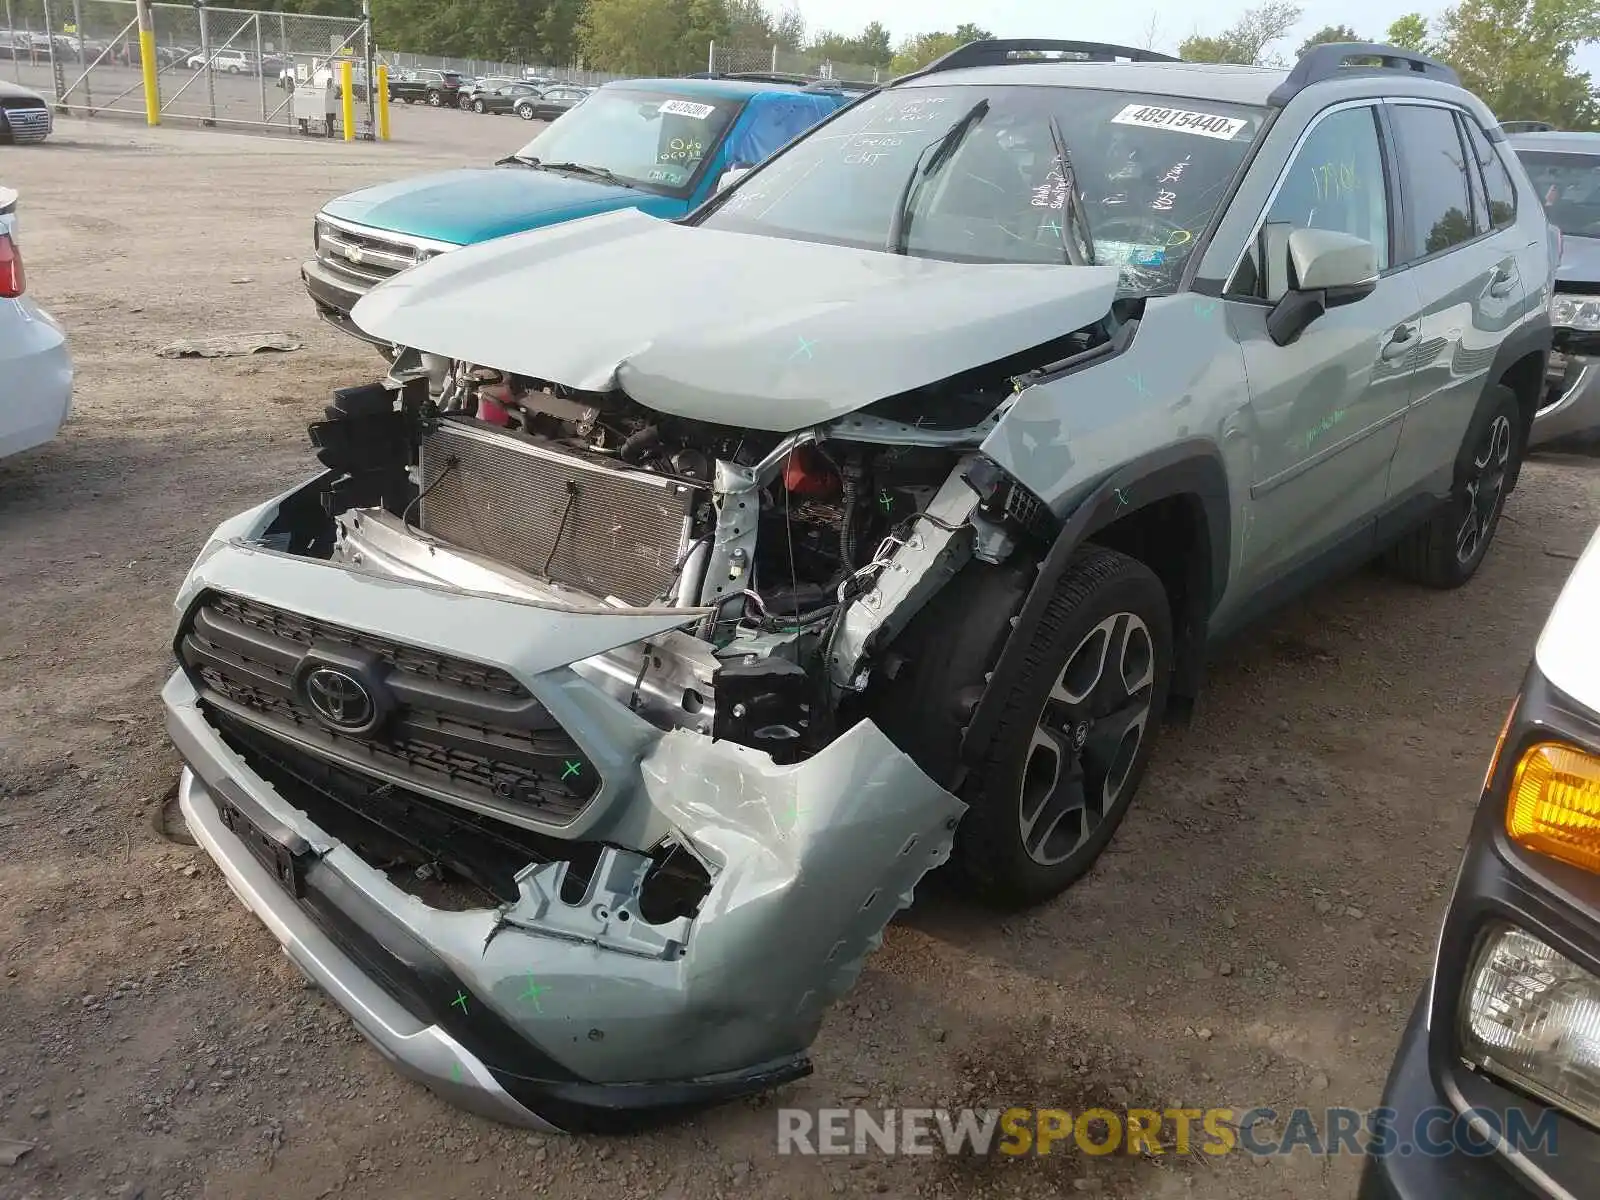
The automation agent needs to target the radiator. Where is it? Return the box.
[417,418,702,606]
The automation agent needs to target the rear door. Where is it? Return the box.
[1383,103,1529,503]
[1225,101,1420,591]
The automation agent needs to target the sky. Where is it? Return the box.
[791,0,1600,76]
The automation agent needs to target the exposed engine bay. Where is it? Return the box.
[296,316,1118,779]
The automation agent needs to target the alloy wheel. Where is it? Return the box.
[1456,413,1513,565]
[1018,612,1155,867]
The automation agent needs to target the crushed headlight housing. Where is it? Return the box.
[1550,292,1600,332]
[1462,924,1600,1130]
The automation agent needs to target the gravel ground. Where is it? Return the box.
[2,111,1599,1200]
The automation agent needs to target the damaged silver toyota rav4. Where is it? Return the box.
[165,39,1557,1130]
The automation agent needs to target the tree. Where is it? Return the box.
[1297,24,1364,58]
[1435,0,1600,129]
[581,0,705,74]
[808,21,893,67]
[1386,13,1433,51]
[953,23,995,44]
[1179,1,1303,65]
[889,31,965,75]
[773,3,806,51]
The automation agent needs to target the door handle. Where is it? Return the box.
[1489,267,1516,298]
[1380,323,1416,363]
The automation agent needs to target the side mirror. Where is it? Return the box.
[717,165,752,193]
[1267,228,1380,347]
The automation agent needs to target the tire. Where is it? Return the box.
[472,98,485,113]
[517,104,534,120]
[426,89,441,106]
[1384,384,1521,589]
[870,545,1172,908]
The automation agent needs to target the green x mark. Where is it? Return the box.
[878,490,895,514]
[451,990,469,1015]
[561,760,582,781]
[450,1061,464,1084]
[519,977,548,1013]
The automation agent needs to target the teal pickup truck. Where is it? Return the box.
[304,75,857,346]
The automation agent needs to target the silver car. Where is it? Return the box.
[0,185,71,459]
[166,39,1556,1131]
[0,79,52,144]
[1511,130,1600,450]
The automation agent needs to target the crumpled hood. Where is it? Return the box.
[321,167,679,247]
[352,209,1123,432]
[1557,234,1600,285]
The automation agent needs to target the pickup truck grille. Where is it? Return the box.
[178,591,600,825]
[1,97,50,143]
[314,218,438,293]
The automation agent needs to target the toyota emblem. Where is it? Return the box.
[303,666,376,731]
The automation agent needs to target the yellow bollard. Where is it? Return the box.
[340,59,355,142]
[136,0,159,125]
[376,64,390,141]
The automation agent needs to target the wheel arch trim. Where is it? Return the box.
[960,439,1231,765]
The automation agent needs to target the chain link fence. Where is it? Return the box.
[4,0,373,133]
[709,41,884,85]
[378,50,625,90]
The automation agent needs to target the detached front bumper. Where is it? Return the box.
[163,491,964,1131]
[0,299,72,459]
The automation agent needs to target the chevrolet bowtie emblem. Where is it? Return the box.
[345,245,364,264]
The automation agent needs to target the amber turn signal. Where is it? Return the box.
[1507,743,1600,875]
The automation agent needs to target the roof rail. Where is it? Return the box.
[1267,41,1459,106]
[1500,119,1557,133]
[917,38,1179,77]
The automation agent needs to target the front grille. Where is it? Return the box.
[1,99,50,142]
[314,219,429,293]
[418,417,703,606]
[179,592,600,824]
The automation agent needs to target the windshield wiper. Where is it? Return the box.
[886,98,989,256]
[537,161,623,184]
[1046,115,1095,268]
[495,153,541,167]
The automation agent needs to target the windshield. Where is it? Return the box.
[699,84,1266,294]
[1516,149,1600,238]
[512,87,741,198]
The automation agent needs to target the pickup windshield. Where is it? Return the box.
[510,88,740,198]
[1516,149,1600,239]
[698,84,1267,295]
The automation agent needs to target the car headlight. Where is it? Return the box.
[1550,292,1600,331]
[1462,924,1600,1129]
[313,218,323,252]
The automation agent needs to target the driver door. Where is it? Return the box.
[1225,102,1420,595]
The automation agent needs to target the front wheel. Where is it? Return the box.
[1384,384,1522,588]
[426,89,441,106]
[871,544,1172,908]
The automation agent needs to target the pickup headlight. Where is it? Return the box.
[1550,292,1600,331]
[1462,924,1600,1129]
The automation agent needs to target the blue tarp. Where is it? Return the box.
[724,91,845,167]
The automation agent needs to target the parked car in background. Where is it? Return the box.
[0,79,52,144]
[0,186,72,459]
[1510,129,1600,451]
[459,75,519,109]
[304,76,851,344]
[186,48,254,74]
[511,83,589,121]
[387,68,461,107]
[1362,518,1600,1199]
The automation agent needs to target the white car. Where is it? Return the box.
[0,186,72,459]
[186,48,251,73]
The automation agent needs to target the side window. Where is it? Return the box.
[1229,105,1389,296]
[1390,104,1476,259]
[1461,116,1517,229]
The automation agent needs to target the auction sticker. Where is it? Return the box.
[660,99,716,119]
[1111,104,1248,140]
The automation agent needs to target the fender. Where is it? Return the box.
[959,440,1231,765]
[1480,314,1552,493]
